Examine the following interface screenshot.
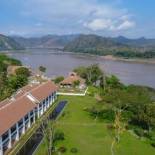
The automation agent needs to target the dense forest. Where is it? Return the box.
[0,54,30,101]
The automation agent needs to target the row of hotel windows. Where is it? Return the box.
[0,91,57,155]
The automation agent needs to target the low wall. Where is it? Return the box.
[57,87,88,96]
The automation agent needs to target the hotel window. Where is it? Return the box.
[2,131,8,141]
[11,125,16,133]
[30,110,33,116]
[24,115,28,121]
[18,119,23,127]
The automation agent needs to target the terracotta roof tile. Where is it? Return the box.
[61,74,85,85]
[0,96,36,135]
[0,81,57,135]
[30,81,57,102]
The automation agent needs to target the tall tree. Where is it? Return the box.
[39,66,46,73]
[15,67,31,77]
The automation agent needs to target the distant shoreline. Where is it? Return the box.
[2,49,155,65]
[101,55,155,64]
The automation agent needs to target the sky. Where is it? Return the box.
[0,0,155,38]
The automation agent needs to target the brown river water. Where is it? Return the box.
[8,49,155,88]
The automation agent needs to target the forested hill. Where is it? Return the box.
[64,34,129,55]
[64,34,155,58]
[12,35,78,49]
[0,34,24,51]
[113,36,155,48]
[5,33,155,58]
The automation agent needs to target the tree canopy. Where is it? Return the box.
[39,66,46,73]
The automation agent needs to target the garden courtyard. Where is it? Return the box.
[35,94,155,155]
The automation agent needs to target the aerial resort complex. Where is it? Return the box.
[0,81,58,155]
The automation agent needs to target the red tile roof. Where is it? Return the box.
[0,81,57,135]
[0,96,36,135]
[60,72,85,85]
[30,81,57,102]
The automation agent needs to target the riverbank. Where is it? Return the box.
[3,49,155,64]
[3,49,155,88]
[102,55,155,64]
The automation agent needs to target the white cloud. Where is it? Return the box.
[84,19,112,31]
[117,20,135,30]
[84,18,135,31]
[5,0,136,36]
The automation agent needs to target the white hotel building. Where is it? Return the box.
[0,81,58,155]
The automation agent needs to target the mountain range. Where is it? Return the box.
[12,35,78,49]
[1,34,155,57]
[0,34,23,51]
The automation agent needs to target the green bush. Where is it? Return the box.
[70,147,78,153]
[150,141,155,148]
[15,67,31,77]
[54,130,65,142]
[54,76,64,84]
[58,146,67,153]
[134,128,144,137]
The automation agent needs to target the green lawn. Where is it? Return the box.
[35,95,155,155]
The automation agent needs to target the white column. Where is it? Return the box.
[52,94,54,103]
[48,96,50,107]
[55,91,57,100]
[44,100,47,111]
[50,95,52,105]
[15,123,19,141]
[37,105,40,118]
[28,112,31,128]
[41,102,44,115]
[33,109,36,123]
[0,136,3,155]
[22,118,25,134]
[8,129,12,149]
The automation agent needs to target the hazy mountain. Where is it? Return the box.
[13,35,79,49]
[64,34,131,55]
[0,34,23,51]
[113,36,155,48]
[64,34,155,58]
[10,34,155,56]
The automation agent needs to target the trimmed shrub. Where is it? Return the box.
[150,141,155,148]
[54,130,65,142]
[70,147,78,153]
[58,146,67,153]
[134,128,144,137]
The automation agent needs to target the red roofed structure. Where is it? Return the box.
[0,81,57,155]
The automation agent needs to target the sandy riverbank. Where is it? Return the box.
[102,55,155,64]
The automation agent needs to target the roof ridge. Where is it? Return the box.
[0,94,28,111]
[0,81,52,111]
[0,83,43,111]
[26,92,40,104]
[29,81,50,93]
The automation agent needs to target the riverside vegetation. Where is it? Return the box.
[36,64,155,155]
[0,54,30,101]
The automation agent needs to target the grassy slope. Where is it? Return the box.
[36,95,155,155]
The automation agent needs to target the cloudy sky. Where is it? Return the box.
[0,0,155,38]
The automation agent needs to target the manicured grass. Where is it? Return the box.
[35,95,155,155]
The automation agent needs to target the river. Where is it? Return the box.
[7,49,155,88]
